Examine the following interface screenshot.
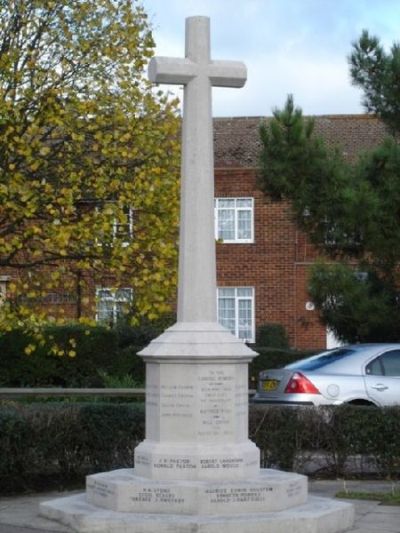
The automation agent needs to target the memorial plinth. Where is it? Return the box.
[134,322,259,481]
[40,16,354,533]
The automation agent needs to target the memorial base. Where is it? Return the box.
[40,495,354,533]
[40,468,354,533]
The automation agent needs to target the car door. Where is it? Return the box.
[364,349,400,406]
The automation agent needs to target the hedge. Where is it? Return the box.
[1,402,399,494]
[250,404,400,478]
[255,323,289,349]
[0,325,146,387]
[0,402,145,493]
[0,324,312,388]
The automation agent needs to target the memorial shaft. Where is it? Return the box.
[148,16,246,323]
[178,18,216,322]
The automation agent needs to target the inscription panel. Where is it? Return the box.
[199,457,244,470]
[131,487,185,505]
[160,383,195,418]
[197,366,235,440]
[286,480,303,499]
[159,382,196,441]
[205,486,273,504]
[88,480,116,500]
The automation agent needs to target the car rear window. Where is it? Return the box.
[286,348,356,371]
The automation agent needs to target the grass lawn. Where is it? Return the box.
[336,490,400,506]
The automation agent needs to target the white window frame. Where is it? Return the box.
[0,276,10,306]
[95,287,133,325]
[112,206,134,246]
[214,197,254,243]
[217,287,255,343]
[95,204,134,248]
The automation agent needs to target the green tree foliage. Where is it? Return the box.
[350,29,400,133]
[258,32,400,343]
[0,0,180,334]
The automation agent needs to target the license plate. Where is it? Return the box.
[262,379,279,392]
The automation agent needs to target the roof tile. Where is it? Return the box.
[213,114,388,167]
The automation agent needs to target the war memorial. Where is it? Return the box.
[40,16,354,533]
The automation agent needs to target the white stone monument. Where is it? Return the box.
[40,16,354,533]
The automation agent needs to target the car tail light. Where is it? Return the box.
[284,372,320,394]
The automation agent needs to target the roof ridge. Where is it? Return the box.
[213,113,379,121]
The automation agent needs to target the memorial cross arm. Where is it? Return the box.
[148,56,247,89]
[148,57,197,85]
[208,60,247,88]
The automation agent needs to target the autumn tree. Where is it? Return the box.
[258,31,400,343]
[0,0,180,332]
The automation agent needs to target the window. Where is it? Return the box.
[96,204,134,247]
[215,198,254,243]
[0,276,9,305]
[287,348,356,371]
[96,288,133,325]
[366,350,400,377]
[113,206,134,245]
[217,287,255,342]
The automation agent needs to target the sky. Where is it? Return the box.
[141,0,400,118]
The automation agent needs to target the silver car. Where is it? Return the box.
[252,344,400,407]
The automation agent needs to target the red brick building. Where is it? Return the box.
[213,115,387,350]
[0,114,388,350]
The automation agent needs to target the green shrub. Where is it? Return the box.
[110,345,146,385]
[256,323,289,348]
[0,325,118,387]
[0,319,180,387]
[249,404,400,478]
[98,371,142,389]
[0,325,149,387]
[115,313,175,347]
[2,402,399,495]
[0,401,145,494]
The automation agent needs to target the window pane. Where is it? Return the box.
[366,357,383,376]
[115,288,133,301]
[287,349,356,371]
[218,199,235,208]
[115,301,129,320]
[97,300,114,323]
[218,288,235,297]
[237,210,251,239]
[238,299,252,340]
[218,209,235,240]
[236,198,252,208]
[218,297,235,334]
[97,288,112,300]
[237,288,252,297]
[381,350,400,377]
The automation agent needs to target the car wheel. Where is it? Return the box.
[346,399,376,407]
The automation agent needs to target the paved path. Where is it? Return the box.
[0,480,399,533]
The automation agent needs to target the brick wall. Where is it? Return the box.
[215,167,326,350]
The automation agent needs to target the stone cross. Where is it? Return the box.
[148,16,246,323]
